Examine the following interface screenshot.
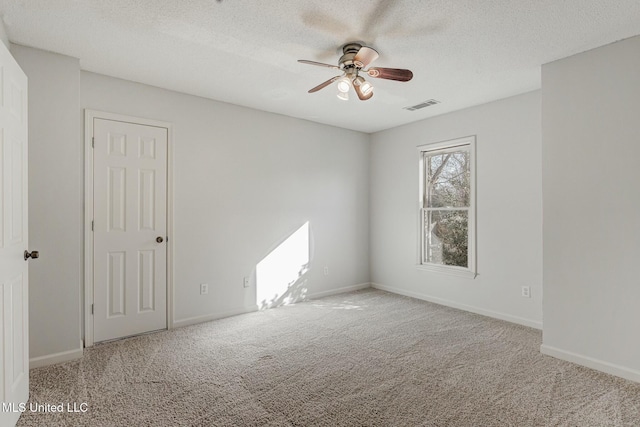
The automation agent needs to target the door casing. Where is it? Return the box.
[84,110,174,347]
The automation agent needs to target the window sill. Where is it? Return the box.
[416,264,477,279]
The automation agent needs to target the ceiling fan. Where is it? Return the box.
[298,42,413,101]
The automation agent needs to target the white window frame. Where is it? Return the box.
[417,136,477,278]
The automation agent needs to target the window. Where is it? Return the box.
[418,136,476,278]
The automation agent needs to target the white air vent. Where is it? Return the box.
[404,99,440,111]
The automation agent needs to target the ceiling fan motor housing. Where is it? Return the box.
[340,43,364,69]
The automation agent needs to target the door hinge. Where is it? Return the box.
[91,220,94,231]
[91,304,94,315]
[92,137,95,148]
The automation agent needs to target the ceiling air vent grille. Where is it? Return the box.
[404,99,440,111]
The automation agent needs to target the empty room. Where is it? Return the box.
[1,1,640,426]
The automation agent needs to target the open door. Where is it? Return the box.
[0,42,30,426]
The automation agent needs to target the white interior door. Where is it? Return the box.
[93,118,167,343]
[0,43,29,426]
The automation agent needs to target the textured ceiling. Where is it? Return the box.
[1,0,640,133]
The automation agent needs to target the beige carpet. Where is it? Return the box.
[17,289,640,426]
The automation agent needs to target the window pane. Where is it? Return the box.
[425,210,468,267]
[426,151,470,208]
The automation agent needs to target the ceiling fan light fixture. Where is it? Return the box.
[360,79,373,95]
[336,76,351,93]
[352,76,374,100]
[353,76,373,91]
[337,91,349,101]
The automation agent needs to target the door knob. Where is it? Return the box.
[24,250,39,261]
[156,236,164,243]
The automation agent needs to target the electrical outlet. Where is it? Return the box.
[200,283,209,295]
[521,286,531,298]
[323,266,329,276]
[243,277,250,288]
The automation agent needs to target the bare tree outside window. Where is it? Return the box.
[422,146,471,268]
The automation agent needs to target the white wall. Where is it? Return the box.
[541,35,640,381]
[10,45,83,360]
[370,92,543,328]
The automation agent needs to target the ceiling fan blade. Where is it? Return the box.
[353,46,379,68]
[298,60,340,70]
[308,76,340,93]
[366,67,413,82]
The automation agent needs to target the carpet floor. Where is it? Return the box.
[16,289,640,426]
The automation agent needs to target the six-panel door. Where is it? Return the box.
[93,118,167,343]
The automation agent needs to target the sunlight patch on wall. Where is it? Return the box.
[256,222,309,309]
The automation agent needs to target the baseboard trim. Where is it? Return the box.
[371,282,542,330]
[173,305,260,328]
[173,283,372,329]
[307,282,371,299]
[30,340,84,369]
[540,344,640,384]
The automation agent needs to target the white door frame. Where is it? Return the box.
[84,109,174,347]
